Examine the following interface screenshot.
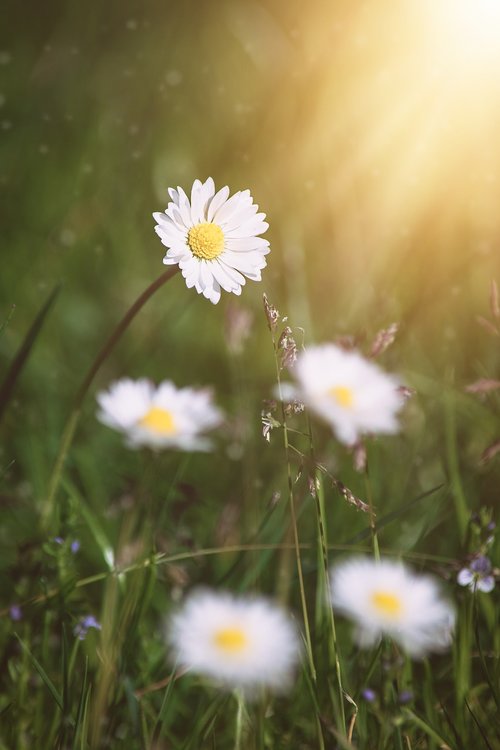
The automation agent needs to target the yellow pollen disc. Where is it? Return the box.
[371,591,402,618]
[138,407,176,435]
[213,627,248,653]
[187,222,224,260]
[329,385,354,408]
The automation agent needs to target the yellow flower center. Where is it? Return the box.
[371,591,402,618]
[138,407,176,435]
[329,385,354,408]
[213,626,248,654]
[188,222,225,260]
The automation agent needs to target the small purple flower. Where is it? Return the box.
[398,690,413,704]
[74,615,101,641]
[457,555,495,593]
[361,688,377,702]
[54,536,64,545]
[9,605,22,622]
[70,540,81,554]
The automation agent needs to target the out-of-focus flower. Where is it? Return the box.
[329,557,455,657]
[289,344,405,445]
[398,690,413,704]
[361,687,376,702]
[96,378,223,451]
[70,540,81,554]
[457,555,495,593]
[167,589,300,693]
[9,605,22,622]
[154,178,269,304]
[74,615,101,641]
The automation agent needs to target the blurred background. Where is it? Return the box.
[1,0,500,579]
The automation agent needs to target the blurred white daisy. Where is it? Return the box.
[290,344,404,445]
[167,590,300,693]
[330,557,455,657]
[153,177,270,304]
[96,378,223,451]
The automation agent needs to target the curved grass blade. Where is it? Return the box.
[0,284,61,424]
[465,700,494,750]
[14,633,63,712]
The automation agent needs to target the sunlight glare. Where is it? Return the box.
[430,0,500,72]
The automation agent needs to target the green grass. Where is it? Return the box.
[2,0,500,747]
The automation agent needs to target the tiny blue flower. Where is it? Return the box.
[457,555,495,593]
[361,688,377,702]
[9,605,22,622]
[398,690,413,704]
[74,615,101,640]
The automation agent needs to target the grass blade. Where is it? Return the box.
[15,634,63,712]
[0,284,61,423]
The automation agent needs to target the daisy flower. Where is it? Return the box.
[153,177,270,304]
[329,557,455,657]
[96,378,223,451]
[290,344,405,445]
[167,590,300,693]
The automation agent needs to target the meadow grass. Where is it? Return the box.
[1,1,500,748]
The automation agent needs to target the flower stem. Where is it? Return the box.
[41,268,178,527]
[307,419,346,735]
[234,689,246,750]
[364,459,380,561]
[271,337,316,685]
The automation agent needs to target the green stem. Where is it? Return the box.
[41,268,178,528]
[315,470,347,735]
[272,342,316,684]
[444,384,469,542]
[307,418,346,734]
[364,460,380,561]
[234,689,245,750]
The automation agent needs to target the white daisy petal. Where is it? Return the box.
[220,201,258,227]
[212,191,244,224]
[330,557,455,658]
[220,251,267,275]
[225,217,269,239]
[96,378,224,451]
[211,260,243,293]
[190,179,205,224]
[153,178,269,304]
[207,185,230,222]
[167,589,301,694]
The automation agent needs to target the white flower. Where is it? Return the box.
[330,557,455,657]
[154,177,270,304]
[290,344,404,445]
[96,378,223,451]
[167,590,300,693]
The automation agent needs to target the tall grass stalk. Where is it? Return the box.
[364,460,380,561]
[307,419,347,735]
[268,330,316,686]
